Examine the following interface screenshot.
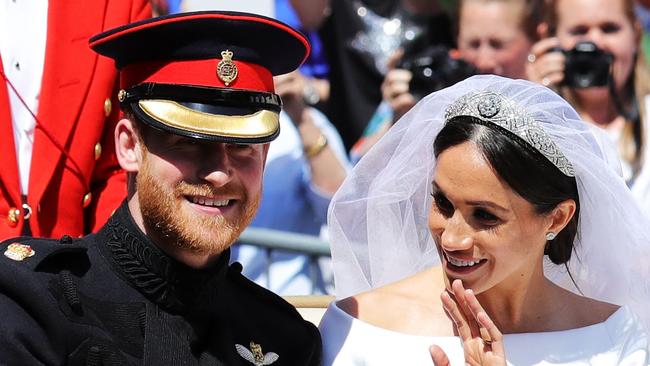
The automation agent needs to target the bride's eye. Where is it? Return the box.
[473,209,499,226]
[433,192,453,217]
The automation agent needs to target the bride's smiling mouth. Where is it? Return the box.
[443,252,488,274]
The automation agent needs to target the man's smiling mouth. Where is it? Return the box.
[186,195,231,207]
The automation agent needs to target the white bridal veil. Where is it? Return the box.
[328,75,650,331]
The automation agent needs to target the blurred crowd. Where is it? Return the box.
[2,0,650,296]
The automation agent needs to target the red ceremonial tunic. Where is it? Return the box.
[0,0,151,239]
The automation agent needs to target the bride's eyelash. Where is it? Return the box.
[431,192,454,216]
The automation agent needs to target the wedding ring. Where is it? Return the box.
[527,53,536,63]
[480,327,493,347]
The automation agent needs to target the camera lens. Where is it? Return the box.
[563,41,612,88]
[399,46,476,100]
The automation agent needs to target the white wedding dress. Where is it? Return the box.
[320,302,649,366]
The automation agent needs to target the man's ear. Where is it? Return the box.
[115,118,143,172]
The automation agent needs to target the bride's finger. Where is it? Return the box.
[464,290,505,356]
[429,345,451,366]
[476,311,505,358]
[441,290,472,340]
[452,280,480,338]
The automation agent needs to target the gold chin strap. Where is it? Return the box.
[138,99,279,139]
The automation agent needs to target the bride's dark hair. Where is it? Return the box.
[434,116,580,265]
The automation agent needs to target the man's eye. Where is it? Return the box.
[228,143,253,150]
[231,143,250,149]
[227,143,256,155]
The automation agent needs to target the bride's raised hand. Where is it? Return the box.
[429,279,506,366]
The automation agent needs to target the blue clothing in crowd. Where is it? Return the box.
[231,109,350,295]
[275,0,329,79]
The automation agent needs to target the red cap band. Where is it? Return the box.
[120,58,275,92]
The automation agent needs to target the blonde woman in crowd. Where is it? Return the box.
[527,0,650,215]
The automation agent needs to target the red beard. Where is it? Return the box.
[136,157,259,257]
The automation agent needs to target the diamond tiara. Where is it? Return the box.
[444,91,575,177]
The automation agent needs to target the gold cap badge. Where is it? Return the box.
[4,243,35,261]
[217,49,238,86]
[235,341,279,366]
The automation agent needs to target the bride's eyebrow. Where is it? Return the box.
[432,180,508,213]
[431,181,444,195]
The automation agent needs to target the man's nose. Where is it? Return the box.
[198,144,233,187]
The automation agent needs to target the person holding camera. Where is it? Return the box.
[527,0,650,216]
[350,0,543,162]
[318,0,455,150]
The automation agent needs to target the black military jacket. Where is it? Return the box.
[0,203,322,365]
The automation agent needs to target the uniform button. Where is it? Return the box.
[94,142,102,161]
[104,98,112,117]
[82,192,92,208]
[7,207,20,227]
[21,203,32,220]
[59,235,73,244]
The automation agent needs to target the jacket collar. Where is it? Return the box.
[97,201,230,313]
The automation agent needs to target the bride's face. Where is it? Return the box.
[428,141,550,294]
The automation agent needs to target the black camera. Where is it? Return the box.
[398,45,477,100]
[556,41,613,88]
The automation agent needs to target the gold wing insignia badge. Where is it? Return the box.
[217,49,238,86]
[235,341,279,366]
